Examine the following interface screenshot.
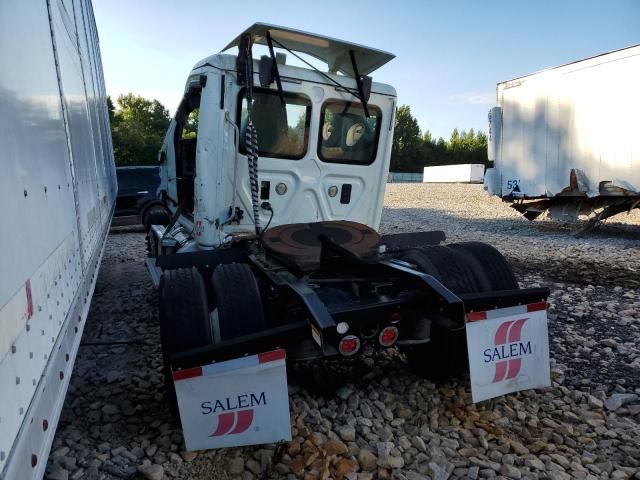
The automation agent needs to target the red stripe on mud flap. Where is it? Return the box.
[25,280,34,320]
[527,302,547,312]
[210,412,235,437]
[505,358,522,379]
[492,361,508,383]
[229,409,254,434]
[172,366,203,381]
[507,318,528,343]
[258,349,286,363]
[494,320,514,345]
[467,311,487,322]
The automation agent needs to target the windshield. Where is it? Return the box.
[239,89,311,160]
[318,100,381,165]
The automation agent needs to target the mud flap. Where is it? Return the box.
[465,303,551,403]
[173,349,291,450]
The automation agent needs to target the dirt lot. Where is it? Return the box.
[46,184,640,480]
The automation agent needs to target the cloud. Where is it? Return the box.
[451,92,495,106]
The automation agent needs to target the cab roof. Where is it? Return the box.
[223,23,395,77]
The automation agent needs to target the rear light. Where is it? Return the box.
[379,326,399,347]
[338,335,360,356]
[390,312,401,323]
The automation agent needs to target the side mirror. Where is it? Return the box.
[361,76,372,103]
[259,55,275,87]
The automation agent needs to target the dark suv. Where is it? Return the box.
[115,166,170,230]
[115,166,160,216]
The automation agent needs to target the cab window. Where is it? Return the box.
[318,101,381,165]
[238,89,311,159]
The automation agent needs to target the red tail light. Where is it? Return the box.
[390,312,401,323]
[379,326,399,347]
[338,335,360,356]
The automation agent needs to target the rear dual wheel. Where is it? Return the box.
[158,264,266,416]
[211,263,266,341]
[402,242,517,380]
[159,267,211,415]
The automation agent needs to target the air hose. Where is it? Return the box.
[239,34,261,235]
[245,122,260,234]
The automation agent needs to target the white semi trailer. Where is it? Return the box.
[0,1,116,479]
[485,44,640,227]
[423,164,485,183]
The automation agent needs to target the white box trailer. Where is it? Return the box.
[485,44,640,226]
[423,164,485,183]
[0,1,116,478]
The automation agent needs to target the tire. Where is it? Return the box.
[402,245,486,294]
[211,263,265,341]
[159,267,212,414]
[401,242,518,381]
[143,205,170,233]
[400,246,481,380]
[450,242,518,291]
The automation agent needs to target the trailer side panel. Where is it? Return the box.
[0,1,115,478]
[491,45,640,199]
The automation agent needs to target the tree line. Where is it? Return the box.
[391,105,488,173]
[108,95,488,171]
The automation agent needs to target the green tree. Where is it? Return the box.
[107,96,116,125]
[110,94,170,166]
[182,108,199,139]
[391,105,422,172]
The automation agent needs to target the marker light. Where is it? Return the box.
[338,335,360,356]
[379,326,399,347]
[275,183,287,195]
[336,322,349,334]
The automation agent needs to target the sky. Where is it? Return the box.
[93,0,640,140]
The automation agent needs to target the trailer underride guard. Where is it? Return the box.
[145,24,551,450]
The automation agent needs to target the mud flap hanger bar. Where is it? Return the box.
[170,322,308,370]
[383,259,550,323]
[458,287,550,314]
[380,259,466,325]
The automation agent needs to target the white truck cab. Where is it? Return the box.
[159,23,397,249]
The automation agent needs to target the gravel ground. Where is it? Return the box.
[46,184,640,480]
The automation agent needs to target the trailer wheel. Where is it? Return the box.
[159,267,212,414]
[402,245,487,294]
[211,263,265,340]
[450,242,518,291]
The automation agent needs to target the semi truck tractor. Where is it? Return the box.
[485,44,640,228]
[145,23,551,450]
[0,1,116,478]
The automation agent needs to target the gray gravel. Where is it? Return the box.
[46,184,639,480]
